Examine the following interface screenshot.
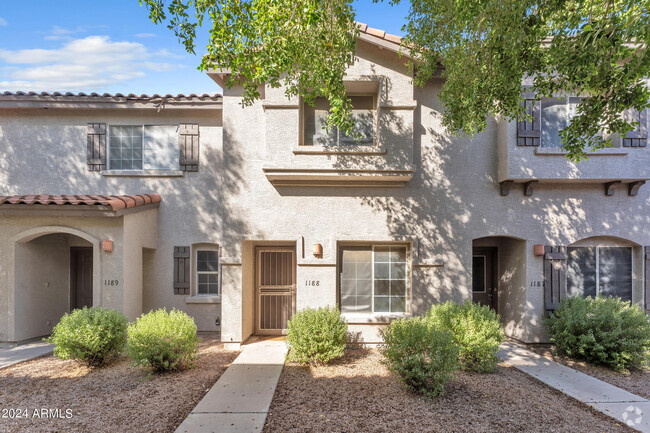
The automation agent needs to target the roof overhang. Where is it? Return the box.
[0,93,222,111]
[0,194,162,217]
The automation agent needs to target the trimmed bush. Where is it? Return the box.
[546,296,650,371]
[126,308,199,372]
[45,307,127,367]
[381,317,460,398]
[427,301,505,373]
[287,306,348,364]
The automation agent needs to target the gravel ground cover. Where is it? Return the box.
[264,348,633,433]
[526,344,650,400]
[0,333,238,433]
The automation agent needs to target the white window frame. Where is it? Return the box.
[195,247,220,296]
[568,245,633,299]
[339,244,410,315]
[301,93,378,147]
[108,124,178,171]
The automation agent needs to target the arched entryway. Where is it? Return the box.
[12,227,98,341]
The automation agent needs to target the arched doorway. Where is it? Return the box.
[13,229,96,341]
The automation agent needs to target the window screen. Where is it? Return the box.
[196,250,219,295]
[340,246,408,314]
[567,246,632,301]
[109,125,178,170]
[109,125,142,170]
[304,95,375,146]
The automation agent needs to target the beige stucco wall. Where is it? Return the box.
[0,107,224,342]
[219,40,650,345]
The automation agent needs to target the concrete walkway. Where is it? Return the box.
[499,342,650,432]
[176,338,288,433]
[0,341,54,370]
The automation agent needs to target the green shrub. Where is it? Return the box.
[426,301,505,373]
[126,308,199,372]
[546,296,650,371]
[381,317,460,398]
[45,307,127,367]
[287,306,348,364]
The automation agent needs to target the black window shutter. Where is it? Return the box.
[643,247,650,314]
[544,246,567,312]
[179,123,200,172]
[87,123,106,171]
[518,92,541,146]
[174,246,191,295]
[622,108,648,148]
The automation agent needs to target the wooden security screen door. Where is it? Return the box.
[472,247,497,310]
[70,247,93,310]
[255,247,296,335]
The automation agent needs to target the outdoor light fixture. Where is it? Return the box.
[313,243,323,257]
[102,240,113,252]
[534,244,545,256]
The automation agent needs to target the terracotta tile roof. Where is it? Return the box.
[356,22,403,45]
[0,194,161,211]
[0,91,221,104]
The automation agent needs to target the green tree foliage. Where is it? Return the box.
[141,0,649,160]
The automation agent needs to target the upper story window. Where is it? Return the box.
[109,125,179,170]
[541,97,581,148]
[303,95,375,146]
[339,245,409,314]
[567,246,632,302]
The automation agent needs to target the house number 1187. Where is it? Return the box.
[305,280,320,286]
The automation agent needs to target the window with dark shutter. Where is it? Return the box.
[87,123,107,171]
[622,108,648,147]
[174,246,191,295]
[179,123,200,172]
[518,93,541,146]
[544,246,567,311]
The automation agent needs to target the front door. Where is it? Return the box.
[255,247,296,335]
[70,247,93,310]
[472,247,497,310]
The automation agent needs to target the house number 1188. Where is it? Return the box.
[305,280,320,286]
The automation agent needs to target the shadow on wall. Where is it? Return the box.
[273,84,475,314]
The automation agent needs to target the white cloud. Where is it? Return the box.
[42,25,109,41]
[135,33,157,38]
[0,35,183,91]
[0,17,7,26]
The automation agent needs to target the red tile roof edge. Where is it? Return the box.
[0,92,221,103]
[0,194,162,212]
[356,22,403,46]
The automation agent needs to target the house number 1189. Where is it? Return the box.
[305,280,320,286]
[104,280,119,286]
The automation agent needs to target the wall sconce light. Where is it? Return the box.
[312,243,323,257]
[534,244,545,256]
[103,240,113,252]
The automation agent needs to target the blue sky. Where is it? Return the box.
[0,1,409,95]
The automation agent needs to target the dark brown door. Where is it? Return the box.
[472,247,497,310]
[255,247,296,335]
[70,247,93,310]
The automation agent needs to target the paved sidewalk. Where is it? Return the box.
[0,341,54,370]
[499,341,650,432]
[176,338,288,433]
